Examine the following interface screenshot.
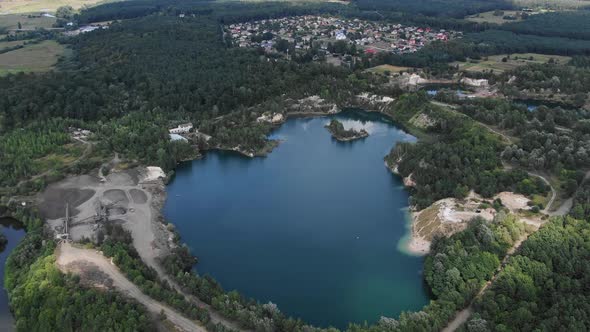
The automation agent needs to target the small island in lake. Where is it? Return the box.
[325,119,369,141]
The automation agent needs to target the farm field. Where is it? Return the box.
[0,13,55,30]
[0,40,69,75]
[465,10,523,24]
[366,64,413,74]
[0,0,112,14]
[452,53,571,74]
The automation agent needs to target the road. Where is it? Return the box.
[525,171,556,214]
[56,243,207,332]
[441,232,531,332]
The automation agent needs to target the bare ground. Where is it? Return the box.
[40,166,246,331]
[56,243,206,332]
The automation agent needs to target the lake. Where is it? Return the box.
[0,217,26,331]
[163,110,430,328]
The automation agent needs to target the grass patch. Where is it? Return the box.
[0,0,112,14]
[0,40,27,48]
[415,204,443,240]
[0,14,56,30]
[531,193,549,208]
[366,64,413,74]
[0,40,69,75]
[452,53,571,74]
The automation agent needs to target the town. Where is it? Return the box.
[226,15,461,59]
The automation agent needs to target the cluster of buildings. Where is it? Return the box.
[226,15,460,56]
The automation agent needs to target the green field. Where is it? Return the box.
[452,53,571,74]
[0,0,113,14]
[465,10,524,24]
[0,40,69,75]
[0,14,56,30]
[366,64,413,74]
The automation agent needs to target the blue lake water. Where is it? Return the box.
[0,218,26,332]
[164,111,429,328]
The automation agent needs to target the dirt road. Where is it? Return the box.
[441,232,531,332]
[56,243,207,332]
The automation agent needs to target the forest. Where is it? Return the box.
[501,11,590,40]
[467,216,590,331]
[385,94,548,209]
[1,0,590,331]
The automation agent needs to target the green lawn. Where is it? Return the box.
[0,14,56,30]
[452,53,571,74]
[366,64,413,74]
[0,40,69,75]
[0,0,111,14]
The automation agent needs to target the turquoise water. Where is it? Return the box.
[163,111,429,328]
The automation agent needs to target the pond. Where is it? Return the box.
[0,217,26,331]
[163,111,430,328]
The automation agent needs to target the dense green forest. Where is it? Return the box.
[352,0,512,18]
[467,216,590,331]
[501,11,590,40]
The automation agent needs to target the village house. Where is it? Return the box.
[169,123,193,134]
[225,15,460,63]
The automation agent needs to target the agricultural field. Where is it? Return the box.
[465,10,524,24]
[0,13,56,30]
[366,64,413,74]
[0,0,112,14]
[452,53,571,74]
[0,40,69,75]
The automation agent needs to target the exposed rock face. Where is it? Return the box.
[257,112,285,124]
[405,73,428,86]
[355,92,395,112]
[288,95,341,114]
[460,77,489,87]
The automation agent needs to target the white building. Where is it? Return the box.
[169,123,193,134]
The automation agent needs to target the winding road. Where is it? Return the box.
[56,243,207,332]
[432,100,586,331]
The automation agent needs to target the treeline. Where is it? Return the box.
[468,216,590,331]
[569,181,590,221]
[162,245,312,332]
[501,11,590,41]
[99,223,211,324]
[501,62,590,97]
[5,208,153,331]
[465,30,590,56]
[352,0,512,18]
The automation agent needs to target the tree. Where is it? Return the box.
[56,5,74,19]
